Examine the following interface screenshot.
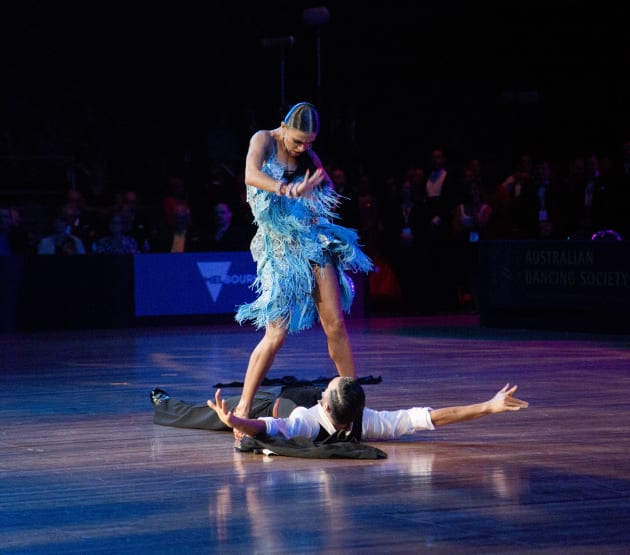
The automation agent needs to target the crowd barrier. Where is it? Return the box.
[478,240,630,333]
[0,252,366,332]
[2,242,628,333]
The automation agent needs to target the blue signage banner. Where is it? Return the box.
[134,252,257,316]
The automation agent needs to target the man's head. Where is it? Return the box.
[213,202,232,229]
[321,377,365,430]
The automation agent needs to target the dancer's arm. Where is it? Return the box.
[429,384,528,428]
[244,131,324,198]
[209,389,321,440]
[207,389,267,437]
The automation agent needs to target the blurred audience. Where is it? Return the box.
[613,138,630,239]
[382,167,424,313]
[419,148,455,241]
[193,201,252,252]
[168,204,192,253]
[5,123,630,320]
[0,206,28,255]
[92,212,140,254]
[116,190,154,253]
[163,175,192,232]
[81,169,117,240]
[37,204,87,255]
[569,152,616,240]
[330,166,360,229]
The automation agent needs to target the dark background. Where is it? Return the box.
[1,1,629,195]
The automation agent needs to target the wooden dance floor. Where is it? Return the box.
[2,315,630,554]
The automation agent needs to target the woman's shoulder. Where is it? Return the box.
[249,129,278,159]
[250,129,276,146]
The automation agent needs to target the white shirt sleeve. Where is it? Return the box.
[361,407,435,440]
[258,406,321,440]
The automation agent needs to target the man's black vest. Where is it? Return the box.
[275,384,362,442]
[238,384,387,459]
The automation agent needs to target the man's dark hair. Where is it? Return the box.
[327,377,365,425]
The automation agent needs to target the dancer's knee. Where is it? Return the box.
[264,325,288,351]
[322,316,348,341]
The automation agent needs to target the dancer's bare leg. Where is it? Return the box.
[234,321,288,420]
[313,264,357,378]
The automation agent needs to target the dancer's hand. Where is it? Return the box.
[486,384,529,413]
[285,168,324,198]
[207,389,235,428]
[207,389,267,438]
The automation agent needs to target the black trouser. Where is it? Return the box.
[152,391,277,431]
[153,385,323,430]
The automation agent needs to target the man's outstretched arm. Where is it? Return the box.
[207,389,267,437]
[429,384,528,428]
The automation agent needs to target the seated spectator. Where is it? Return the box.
[0,206,29,255]
[37,205,87,255]
[154,175,194,253]
[92,211,140,254]
[452,166,493,242]
[162,175,191,232]
[81,171,117,240]
[116,190,154,253]
[161,204,192,253]
[189,201,253,252]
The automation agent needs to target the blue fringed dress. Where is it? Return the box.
[235,149,373,333]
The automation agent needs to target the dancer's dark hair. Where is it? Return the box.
[283,102,320,134]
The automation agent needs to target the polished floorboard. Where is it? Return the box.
[1,315,630,554]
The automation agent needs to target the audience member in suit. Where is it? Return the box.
[418,148,456,241]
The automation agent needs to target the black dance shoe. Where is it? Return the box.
[150,388,170,407]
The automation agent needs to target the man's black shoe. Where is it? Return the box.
[150,388,170,407]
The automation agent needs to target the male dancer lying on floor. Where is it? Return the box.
[151,378,528,446]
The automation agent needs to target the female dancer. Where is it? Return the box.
[233,102,372,444]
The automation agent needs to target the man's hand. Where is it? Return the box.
[486,383,529,414]
[207,389,236,428]
[207,389,267,437]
